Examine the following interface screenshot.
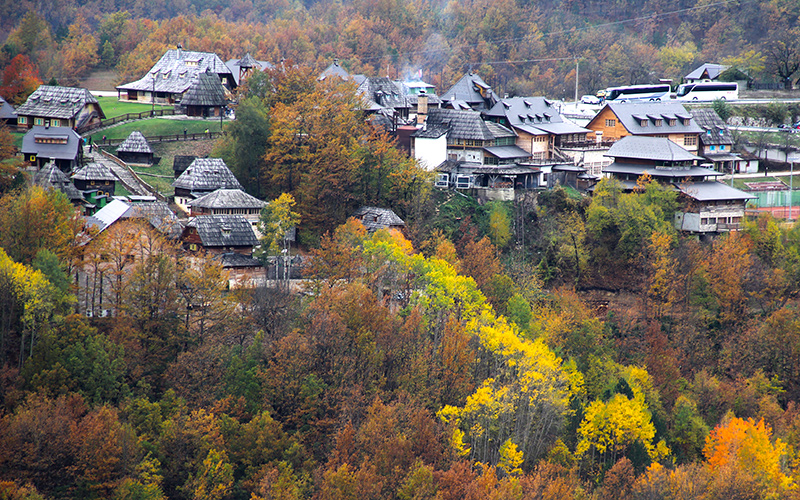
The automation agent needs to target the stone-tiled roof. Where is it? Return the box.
[33,164,84,202]
[117,48,234,94]
[596,102,703,136]
[72,162,117,182]
[180,71,228,107]
[352,206,405,232]
[606,136,702,162]
[415,108,515,141]
[172,158,243,192]
[21,126,81,160]
[189,188,266,210]
[117,131,153,154]
[440,72,498,110]
[691,108,734,146]
[186,215,258,247]
[15,85,101,121]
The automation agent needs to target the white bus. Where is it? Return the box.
[676,82,738,101]
[604,84,671,102]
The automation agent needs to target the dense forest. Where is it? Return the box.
[1,0,799,103]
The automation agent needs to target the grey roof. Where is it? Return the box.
[357,77,410,110]
[485,96,589,136]
[676,181,755,201]
[466,164,542,175]
[352,206,405,232]
[15,85,101,120]
[604,162,722,179]
[72,162,117,182]
[189,188,266,210]
[87,198,181,237]
[319,60,352,81]
[117,131,153,154]
[692,108,734,146]
[0,97,16,120]
[414,108,515,141]
[217,252,263,268]
[185,215,258,247]
[172,158,243,192]
[21,126,81,160]
[685,63,728,81]
[596,102,703,135]
[180,71,228,107]
[33,164,84,201]
[483,145,532,159]
[703,152,741,162]
[440,72,498,109]
[225,54,273,85]
[606,136,702,162]
[173,155,197,175]
[118,48,234,94]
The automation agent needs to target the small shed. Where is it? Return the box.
[72,162,117,211]
[33,163,86,209]
[116,131,154,164]
[179,71,228,118]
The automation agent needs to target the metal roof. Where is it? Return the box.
[676,181,755,201]
[440,72,498,109]
[483,145,532,159]
[595,101,703,135]
[0,97,16,120]
[172,158,243,192]
[685,63,728,81]
[15,85,101,120]
[603,162,722,179]
[225,54,273,85]
[21,126,81,160]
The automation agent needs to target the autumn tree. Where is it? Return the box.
[0,54,41,105]
[257,193,301,289]
[213,96,270,197]
[58,14,99,86]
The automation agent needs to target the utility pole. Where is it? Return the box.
[574,58,579,103]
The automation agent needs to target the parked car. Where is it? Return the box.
[581,94,601,105]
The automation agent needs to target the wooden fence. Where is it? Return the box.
[93,130,224,148]
[77,108,178,135]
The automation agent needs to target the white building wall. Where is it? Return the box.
[413,135,447,171]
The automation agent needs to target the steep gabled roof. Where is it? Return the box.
[685,63,728,81]
[172,158,243,192]
[352,206,405,232]
[691,108,734,146]
[440,72,498,109]
[189,188,266,210]
[319,59,352,81]
[21,126,81,160]
[118,48,234,94]
[16,85,102,120]
[486,96,590,136]
[357,77,410,110]
[414,108,514,141]
[225,54,273,85]
[185,215,258,247]
[33,163,84,202]
[72,162,117,182]
[594,102,703,135]
[87,198,181,237]
[180,71,228,107]
[0,96,16,120]
[117,131,153,154]
[606,135,702,162]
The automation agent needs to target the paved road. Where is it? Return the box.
[83,145,156,197]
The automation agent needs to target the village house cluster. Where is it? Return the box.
[5,48,760,316]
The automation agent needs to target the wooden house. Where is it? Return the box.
[116,131,154,164]
[357,77,411,125]
[32,163,86,209]
[440,72,498,111]
[178,71,228,118]
[691,108,745,174]
[685,63,728,84]
[585,102,703,154]
[21,126,82,170]
[603,136,753,235]
[351,206,406,232]
[189,188,266,236]
[15,85,104,130]
[182,215,259,255]
[116,46,235,105]
[225,53,272,86]
[484,96,589,160]
[72,162,117,212]
[172,158,244,212]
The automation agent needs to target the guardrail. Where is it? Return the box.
[77,108,177,135]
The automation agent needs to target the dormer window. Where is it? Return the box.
[682,118,691,126]
[669,119,677,126]
[640,119,648,127]
[653,119,662,126]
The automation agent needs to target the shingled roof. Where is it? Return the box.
[691,108,734,146]
[185,215,258,247]
[117,48,234,94]
[172,158,243,192]
[357,77,410,110]
[440,72,498,110]
[225,54,273,85]
[189,188,266,210]
[33,163,85,202]
[117,131,153,154]
[87,198,181,237]
[685,63,728,81]
[352,206,405,232]
[319,59,352,81]
[16,85,102,121]
[180,71,228,107]
[72,162,117,182]
[414,108,515,141]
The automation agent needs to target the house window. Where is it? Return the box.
[710,145,716,151]
[684,135,697,146]
[682,118,691,126]
[605,119,616,127]
[18,116,27,124]
[189,244,197,251]
[701,218,708,225]
[34,118,43,126]
[720,145,726,150]
[668,119,676,126]
[653,119,662,126]
[640,120,648,127]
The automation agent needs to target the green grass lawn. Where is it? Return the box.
[96,96,163,119]
[88,117,225,142]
